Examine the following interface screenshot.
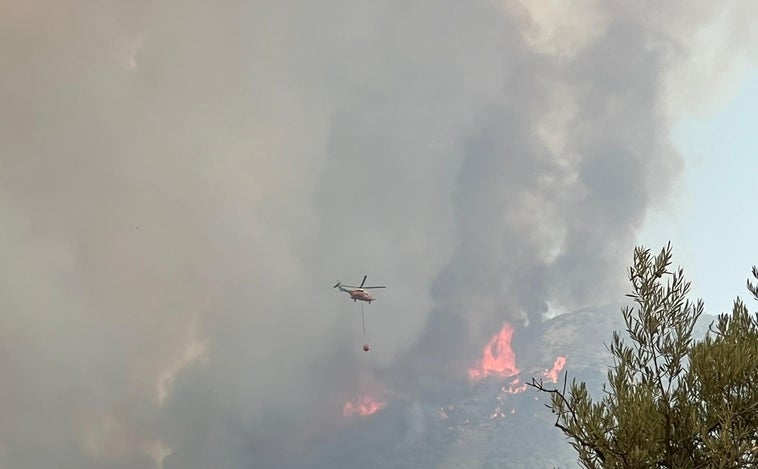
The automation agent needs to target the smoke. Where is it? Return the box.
[1,0,756,467]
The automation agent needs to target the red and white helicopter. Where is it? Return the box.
[333,275,385,303]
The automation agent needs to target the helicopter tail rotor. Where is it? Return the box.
[333,282,341,288]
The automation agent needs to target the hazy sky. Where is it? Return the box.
[1,1,757,468]
[639,68,758,315]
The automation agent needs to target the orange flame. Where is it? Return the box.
[470,321,566,424]
[505,378,528,394]
[468,323,520,382]
[542,356,567,383]
[342,395,386,417]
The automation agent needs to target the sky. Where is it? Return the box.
[1,1,757,468]
[639,69,758,315]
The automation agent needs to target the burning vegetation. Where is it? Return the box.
[468,322,566,392]
[542,356,567,383]
[465,322,567,422]
[468,323,521,382]
[340,322,565,424]
[342,394,386,417]
[324,312,616,468]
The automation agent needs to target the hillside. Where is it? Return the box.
[300,305,718,468]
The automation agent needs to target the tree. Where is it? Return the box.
[530,244,758,468]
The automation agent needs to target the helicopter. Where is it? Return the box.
[333,275,385,303]
[334,275,386,352]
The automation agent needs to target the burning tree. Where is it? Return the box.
[530,244,758,468]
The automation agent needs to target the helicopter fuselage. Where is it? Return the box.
[341,287,374,303]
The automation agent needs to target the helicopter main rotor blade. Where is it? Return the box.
[362,286,386,289]
[359,275,367,288]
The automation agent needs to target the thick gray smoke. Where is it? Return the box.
[1,1,756,468]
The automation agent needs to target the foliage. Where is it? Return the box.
[530,244,758,468]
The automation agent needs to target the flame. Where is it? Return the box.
[542,356,567,383]
[505,378,528,394]
[470,323,566,423]
[468,323,520,381]
[342,395,386,417]
[489,407,507,419]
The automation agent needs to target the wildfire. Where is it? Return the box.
[468,323,520,381]
[469,321,566,420]
[342,394,386,417]
[505,378,528,394]
[542,356,567,383]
